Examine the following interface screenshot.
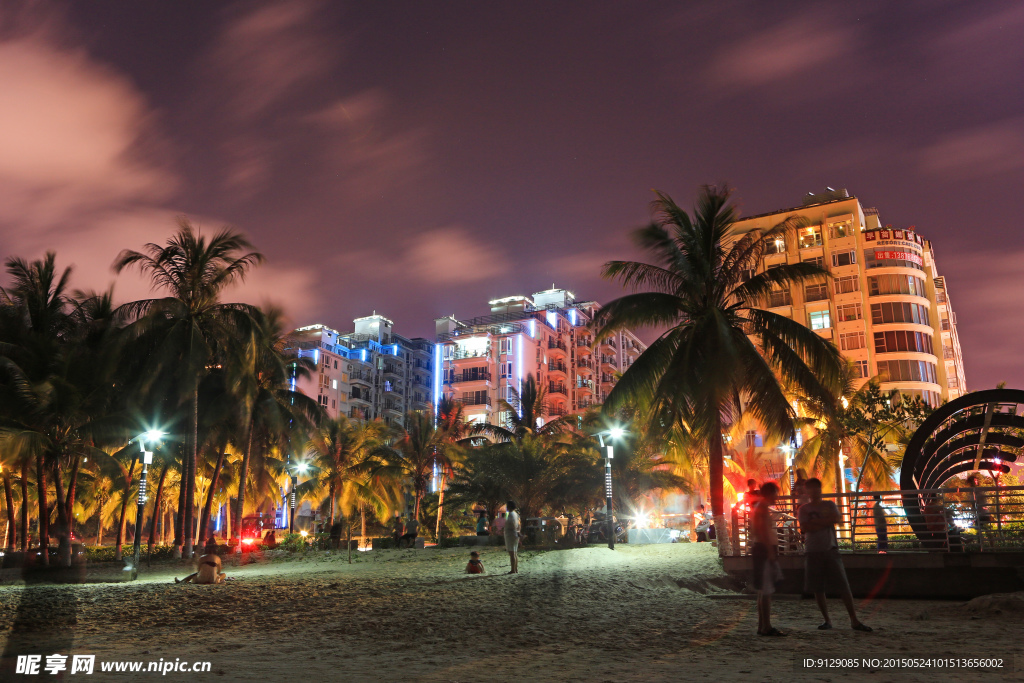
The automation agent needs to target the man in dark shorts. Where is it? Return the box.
[751,482,783,636]
[798,478,871,632]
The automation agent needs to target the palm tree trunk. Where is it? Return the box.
[182,388,199,559]
[64,454,82,537]
[53,462,72,566]
[329,482,336,527]
[3,470,16,550]
[35,454,49,566]
[435,472,447,540]
[97,498,104,546]
[148,464,169,552]
[234,421,255,553]
[199,443,228,546]
[114,458,137,561]
[19,461,29,552]
[360,505,366,539]
[708,415,732,556]
[173,448,186,557]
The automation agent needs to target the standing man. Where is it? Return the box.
[872,495,888,552]
[798,478,872,632]
[751,482,784,636]
[504,500,522,574]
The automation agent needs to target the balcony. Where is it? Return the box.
[576,336,593,348]
[576,378,595,391]
[349,390,372,404]
[600,355,617,369]
[382,364,402,377]
[576,358,593,370]
[548,382,568,396]
[451,370,492,384]
[549,406,568,417]
[547,339,568,353]
[600,373,614,383]
[548,362,568,375]
[349,371,372,385]
[804,284,829,302]
[459,393,492,407]
[451,348,493,362]
[769,290,793,308]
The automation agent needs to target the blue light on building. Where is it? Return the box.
[516,334,523,416]
[433,343,443,415]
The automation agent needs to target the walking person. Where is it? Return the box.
[504,501,522,574]
[475,510,488,536]
[751,482,784,636]
[798,478,872,632]
[872,495,888,552]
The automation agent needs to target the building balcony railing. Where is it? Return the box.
[548,362,568,375]
[576,336,593,347]
[600,355,617,367]
[600,374,614,383]
[451,348,493,361]
[549,407,567,417]
[547,339,568,353]
[576,379,595,391]
[451,371,492,384]
[576,358,593,370]
[548,383,568,396]
[459,393,492,407]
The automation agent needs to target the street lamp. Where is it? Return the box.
[596,426,625,550]
[130,429,165,580]
[289,462,309,534]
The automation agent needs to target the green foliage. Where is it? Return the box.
[279,533,310,552]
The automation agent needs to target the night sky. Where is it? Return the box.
[2,1,1022,389]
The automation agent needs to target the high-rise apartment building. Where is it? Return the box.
[287,315,434,426]
[434,288,646,427]
[732,188,967,407]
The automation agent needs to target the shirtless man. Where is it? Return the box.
[176,552,226,584]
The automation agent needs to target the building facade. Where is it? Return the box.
[287,315,434,426]
[732,188,967,408]
[434,288,646,427]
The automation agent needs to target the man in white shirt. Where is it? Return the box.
[798,478,871,632]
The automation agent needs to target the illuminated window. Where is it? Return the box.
[798,226,823,249]
[809,310,831,330]
[767,238,786,254]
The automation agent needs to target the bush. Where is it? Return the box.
[279,533,310,553]
[83,544,184,563]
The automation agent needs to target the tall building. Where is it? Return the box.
[287,315,434,427]
[434,287,646,427]
[732,188,967,407]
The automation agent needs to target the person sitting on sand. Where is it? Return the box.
[176,552,226,585]
[465,550,485,574]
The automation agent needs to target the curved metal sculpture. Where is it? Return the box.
[900,388,1024,539]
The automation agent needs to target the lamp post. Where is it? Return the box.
[131,429,165,581]
[596,426,624,550]
[289,462,308,534]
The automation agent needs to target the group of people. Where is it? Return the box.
[463,500,524,575]
[748,477,872,637]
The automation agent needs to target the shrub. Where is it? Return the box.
[279,533,310,553]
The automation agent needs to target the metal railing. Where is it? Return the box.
[733,485,1024,556]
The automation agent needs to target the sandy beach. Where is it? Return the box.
[1,543,1021,682]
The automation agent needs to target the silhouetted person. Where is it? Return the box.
[751,482,784,636]
[798,478,871,632]
[872,495,888,552]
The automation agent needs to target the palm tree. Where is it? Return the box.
[231,306,320,548]
[114,221,264,558]
[303,416,386,527]
[797,371,928,492]
[488,374,568,442]
[593,186,843,551]
[372,411,452,524]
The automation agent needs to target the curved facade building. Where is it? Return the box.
[733,189,967,408]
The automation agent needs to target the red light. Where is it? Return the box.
[241,537,255,545]
[737,492,744,502]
